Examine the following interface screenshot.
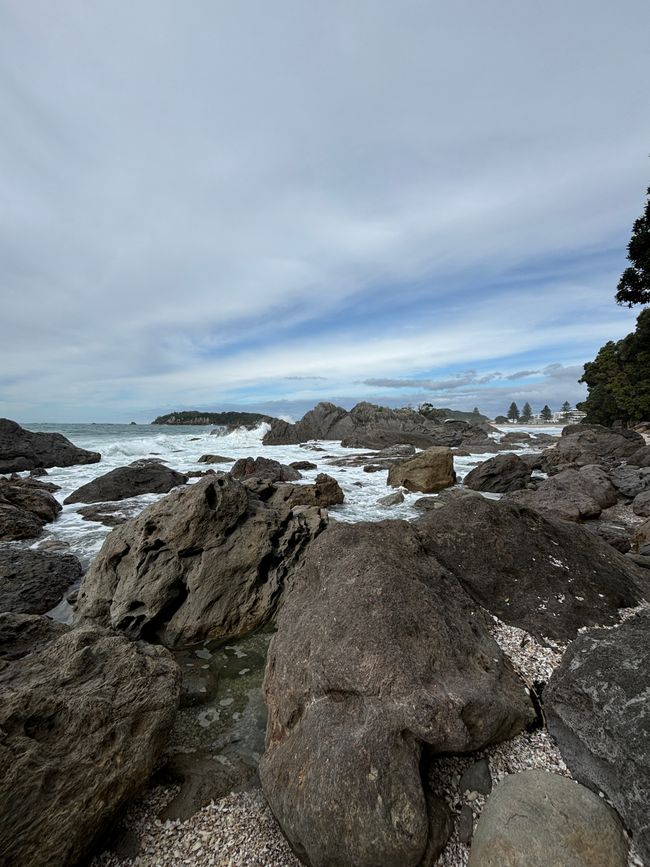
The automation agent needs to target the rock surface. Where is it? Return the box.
[387,446,456,493]
[260,520,534,867]
[0,612,179,867]
[506,465,617,522]
[230,456,302,482]
[0,476,62,541]
[197,454,234,464]
[468,770,628,867]
[417,496,645,641]
[632,490,650,517]
[545,611,650,863]
[463,453,532,493]
[0,548,83,615]
[543,423,644,469]
[75,475,326,647]
[64,462,188,505]
[609,465,650,499]
[266,473,344,509]
[0,417,101,474]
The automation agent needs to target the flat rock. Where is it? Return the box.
[0,613,179,867]
[545,611,650,863]
[260,520,534,867]
[468,770,628,867]
[387,447,456,493]
[464,453,532,493]
[0,548,83,615]
[0,418,101,474]
[64,463,188,505]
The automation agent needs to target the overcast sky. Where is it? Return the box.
[1,1,649,422]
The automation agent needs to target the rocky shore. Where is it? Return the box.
[1,414,649,866]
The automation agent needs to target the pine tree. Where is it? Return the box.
[507,402,520,421]
[520,402,533,422]
[561,400,571,413]
[616,186,650,307]
[540,404,553,421]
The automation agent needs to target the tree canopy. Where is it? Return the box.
[616,186,650,307]
[540,405,553,421]
[507,402,520,421]
[520,402,533,421]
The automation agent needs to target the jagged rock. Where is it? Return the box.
[0,418,101,474]
[468,770,628,867]
[609,465,650,499]
[289,461,317,470]
[387,447,456,493]
[545,612,650,864]
[64,463,187,505]
[230,456,301,482]
[267,473,344,509]
[417,496,645,641]
[260,521,534,867]
[75,475,326,648]
[506,465,617,522]
[0,613,179,867]
[542,423,644,469]
[197,454,235,464]
[0,477,62,541]
[463,454,532,493]
[0,549,83,615]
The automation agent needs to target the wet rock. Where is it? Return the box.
[260,521,534,867]
[387,447,456,494]
[417,496,645,641]
[75,475,326,648]
[0,548,83,615]
[377,490,405,507]
[197,454,235,464]
[0,613,179,867]
[230,456,301,482]
[0,417,101,474]
[545,612,650,864]
[468,770,628,867]
[268,473,344,509]
[464,454,532,493]
[64,463,188,505]
[78,504,128,527]
[289,460,317,470]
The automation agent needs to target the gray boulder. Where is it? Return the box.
[417,496,645,641]
[0,477,62,541]
[197,454,234,464]
[543,423,644,469]
[230,456,301,482]
[463,453,532,493]
[266,473,344,509]
[506,464,617,522]
[260,521,534,867]
[609,465,650,499]
[0,549,83,615]
[64,462,187,505]
[387,447,456,493]
[627,445,650,467]
[75,475,326,648]
[468,770,628,867]
[545,611,650,863]
[0,417,101,474]
[632,490,650,517]
[0,613,179,867]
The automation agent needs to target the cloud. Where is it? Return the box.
[505,370,540,380]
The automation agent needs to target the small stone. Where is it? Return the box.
[458,803,474,844]
[459,757,492,796]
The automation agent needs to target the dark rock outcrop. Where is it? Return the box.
[289,460,317,470]
[197,454,235,464]
[0,613,179,867]
[545,612,650,863]
[387,447,456,493]
[468,770,628,867]
[0,476,62,541]
[609,465,650,499]
[632,490,650,517]
[260,521,534,867]
[267,473,344,509]
[0,418,101,474]
[75,475,326,648]
[64,462,187,505]
[417,496,645,641]
[0,549,83,615]
[542,423,644,469]
[506,465,617,522]
[463,453,532,493]
[230,456,302,483]
[627,445,650,467]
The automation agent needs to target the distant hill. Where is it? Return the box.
[152,410,276,426]
[417,404,491,424]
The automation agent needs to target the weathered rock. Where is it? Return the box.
[230,456,301,482]
[75,475,326,648]
[632,490,650,517]
[0,477,62,541]
[64,462,188,505]
[459,758,492,797]
[463,454,531,493]
[545,612,650,863]
[377,490,405,507]
[543,423,644,469]
[387,447,456,494]
[0,500,44,541]
[412,488,482,512]
[627,445,650,467]
[609,465,650,499]
[260,521,534,867]
[468,770,628,867]
[289,460,317,470]
[584,522,632,553]
[506,465,617,522]
[197,454,234,464]
[632,518,650,554]
[0,549,83,615]
[0,418,101,474]
[267,473,344,509]
[518,452,546,472]
[417,496,645,641]
[77,504,128,527]
[0,613,179,867]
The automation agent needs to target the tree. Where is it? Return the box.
[540,405,553,421]
[520,402,533,422]
[494,415,509,424]
[561,401,571,414]
[616,186,650,307]
[578,308,650,425]
[472,406,480,415]
[507,402,520,421]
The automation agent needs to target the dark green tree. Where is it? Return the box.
[520,402,533,422]
[616,186,650,307]
[578,308,650,425]
[494,415,509,424]
[561,400,571,414]
[507,402,520,421]
[540,404,553,421]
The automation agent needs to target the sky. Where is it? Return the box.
[1,1,649,423]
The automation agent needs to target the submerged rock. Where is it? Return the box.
[0,417,101,474]
[64,462,187,505]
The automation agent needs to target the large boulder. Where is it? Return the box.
[463,453,532,493]
[64,462,187,505]
[631,518,650,555]
[627,445,650,467]
[0,613,179,867]
[417,496,645,641]
[387,447,456,493]
[267,473,344,509]
[0,418,100,474]
[468,770,628,867]
[506,465,618,522]
[0,477,62,541]
[632,490,650,517]
[229,456,301,482]
[75,475,326,648]
[609,465,650,499]
[545,612,650,863]
[260,521,534,867]
[0,549,83,615]
[542,423,644,469]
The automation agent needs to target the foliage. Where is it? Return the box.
[616,186,650,307]
[540,405,553,421]
[152,410,273,425]
[507,402,520,421]
[578,308,650,425]
[561,400,571,414]
[520,402,533,422]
